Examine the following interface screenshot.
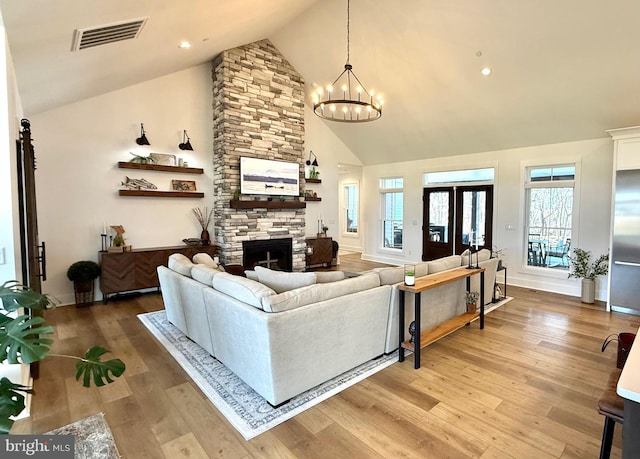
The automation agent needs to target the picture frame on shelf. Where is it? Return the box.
[171,180,197,191]
[149,153,176,166]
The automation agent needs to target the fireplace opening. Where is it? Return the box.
[243,238,293,271]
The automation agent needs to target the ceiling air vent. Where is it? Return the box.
[71,17,148,51]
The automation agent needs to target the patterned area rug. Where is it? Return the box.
[138,311,398,440]
[46,413,120,458]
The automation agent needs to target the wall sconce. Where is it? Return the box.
[135,123,150,145]
[178,130,193,151]
[306,150,319,167]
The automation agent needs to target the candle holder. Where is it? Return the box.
[404,264,416,286]
[100,234,108,252]
[466,244,476,269]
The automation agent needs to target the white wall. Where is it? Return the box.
[302,104,363,242]
[361,138,613,301]
[30,64,214,304]
[0,23,23,283]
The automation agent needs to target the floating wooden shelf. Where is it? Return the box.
[401,311,478,352]
[119,190,204,198]
[305,197,322,201]
[229,199,306,209]
[306,178,322,183]
[118,162,204,174]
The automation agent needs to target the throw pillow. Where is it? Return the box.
[192,253,218,268]
[168,253,194,277]
[254,266,317,294]
[314,271,346,283]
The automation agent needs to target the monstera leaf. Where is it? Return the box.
[0,314,53,364]
[0,281,56,312]
[75,346,126,387]
[0,377,33,434]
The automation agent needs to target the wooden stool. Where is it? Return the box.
[597,368,624,459]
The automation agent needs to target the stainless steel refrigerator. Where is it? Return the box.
[610,169,640,314]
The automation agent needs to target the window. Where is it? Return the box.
[380,177,403,249]
[424,167,494,185]
[343,184,358,234]
[525,165,575,270]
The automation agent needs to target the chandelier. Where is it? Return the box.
[312,0,383,123]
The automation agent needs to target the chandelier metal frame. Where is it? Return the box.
[312,0,383,123]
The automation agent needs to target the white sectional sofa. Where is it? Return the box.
[158,256,392,406]
[157,249,498,405]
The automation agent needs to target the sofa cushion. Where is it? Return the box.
[244,270,259,281]
[168,253,194,277]
[427,255,462,273]
[374,266,403,285]
[314,271,346,283]
[262,273,381,313]
[254,266,317,293]
[212,272,275,309]
[192,252,218,268]
[191,265,221,286]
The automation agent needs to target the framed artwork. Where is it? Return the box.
[149,153,176,166]
[171,180,197,191]
[240,157,299,196]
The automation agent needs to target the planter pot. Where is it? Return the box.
[467,302,477,314]
[581,278,595,303]
[73,280,95,307]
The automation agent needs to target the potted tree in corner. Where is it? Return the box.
[67,260,100,307]
[568,248,609,303]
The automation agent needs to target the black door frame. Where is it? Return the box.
[422,185,494,261]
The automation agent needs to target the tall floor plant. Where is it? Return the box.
[0,281,126,433]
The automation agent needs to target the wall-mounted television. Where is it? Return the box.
[240,157,300,196]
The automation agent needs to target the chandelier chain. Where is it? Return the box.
[346,0,350,64]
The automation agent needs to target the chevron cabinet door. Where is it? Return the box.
[100,252,136,295]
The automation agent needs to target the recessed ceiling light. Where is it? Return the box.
[481,67,492,76]
[179,41,192,49]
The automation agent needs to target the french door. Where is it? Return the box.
[422,185,493,261]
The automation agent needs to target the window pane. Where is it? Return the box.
[527,186,573,269]
[382,191,403,249]
[380,177,403,189]
[530,165,575,182]
[428,191,449,243]
[345,184,358,233]
[462,190,486,247]
[424,168,494,184]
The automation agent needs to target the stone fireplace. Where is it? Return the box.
[211,40,306,271]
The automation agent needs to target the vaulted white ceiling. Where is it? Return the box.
[2,0,639,165]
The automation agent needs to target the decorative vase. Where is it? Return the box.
[404,264,415,286]
[200,229,210,246]
[581,278,595,303]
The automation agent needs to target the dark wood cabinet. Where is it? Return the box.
[305,237,333,268]
[99,245,218,301]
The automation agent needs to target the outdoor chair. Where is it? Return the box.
[547,238,571,267]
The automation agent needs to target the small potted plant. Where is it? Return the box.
[67,260,101,307]
[465,291,480,313]
[568,248,609,303]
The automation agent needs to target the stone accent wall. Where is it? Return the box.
[212,39,306,270]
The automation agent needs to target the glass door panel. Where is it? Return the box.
[422,188,454,260]
[455,186,493,254]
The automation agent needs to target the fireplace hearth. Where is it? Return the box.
[243,239,293,271]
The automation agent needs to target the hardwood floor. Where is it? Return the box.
[13,255,638,458]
